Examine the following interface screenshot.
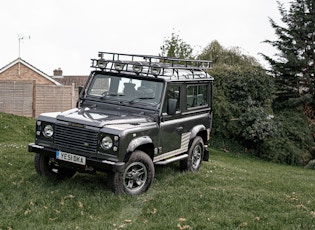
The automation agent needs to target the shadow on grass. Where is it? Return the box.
[27,172,111,194]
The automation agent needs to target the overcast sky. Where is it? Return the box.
[0,0,283,76]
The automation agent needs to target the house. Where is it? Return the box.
[0,58,61,85]
[0,58,81,117]
[51,68,88,87]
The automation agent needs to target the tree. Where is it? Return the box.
[199,41,276,150]
[262,0,315,113]
[261,0,315,164]
[160,32,193,59]
[199,40,259,67]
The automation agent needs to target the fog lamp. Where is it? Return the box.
[133,62,143,74]
[115,61,125,71]
[97,59,108,69]
[150,64,161,76]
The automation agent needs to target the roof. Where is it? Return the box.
[0,58,61,85]
[53,75,89,87]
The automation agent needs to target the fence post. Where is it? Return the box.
[32,80,36,118]
[71,83,75,108]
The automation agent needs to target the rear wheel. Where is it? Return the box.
[34,153,76,180]
[107,151,155,195]
[180,136,204,171]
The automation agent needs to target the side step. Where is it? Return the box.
[154,154,188,165]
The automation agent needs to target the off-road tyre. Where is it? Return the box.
[180,136,204,171]
[107,150,155,195]
[34,153,76,180]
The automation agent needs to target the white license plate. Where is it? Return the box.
[56,151,86,165]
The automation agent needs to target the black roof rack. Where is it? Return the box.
[91,52,212,80]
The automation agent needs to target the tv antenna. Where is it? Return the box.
[18,34,31,76]
[18,34,31,58]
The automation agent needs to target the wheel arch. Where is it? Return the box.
[190,125,207,145]
[189,125,209,161]
[125,136,154,161]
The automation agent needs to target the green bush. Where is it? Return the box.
[239,105,278,146]
[259,109,314,165]
[209,64,314,165]
[260,137,311,165]
[210,64,275,145]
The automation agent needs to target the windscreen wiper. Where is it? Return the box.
[129,97,155,104]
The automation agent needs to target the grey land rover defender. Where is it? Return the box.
[28,52,214,195]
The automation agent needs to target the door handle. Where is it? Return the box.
[176,126,183,132]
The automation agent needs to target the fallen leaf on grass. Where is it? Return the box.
[178,218,187,222]
[124,219,132,223]
[296,204,307,210]
[177,223,190,229]
[238,222,248,228]
[254,216,261,221]
[24,209,31,215]
[310,211,315,218]
[60,194,75,205]
[151,208,157,214]
[78,201,83,208]
[64,194,75,200]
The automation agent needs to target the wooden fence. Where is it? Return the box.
[0,81,78,118]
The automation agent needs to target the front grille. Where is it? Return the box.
[54,124,99,154]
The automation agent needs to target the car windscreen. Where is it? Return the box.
[87,74,164,107]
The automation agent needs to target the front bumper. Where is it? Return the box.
[28,143,125,173]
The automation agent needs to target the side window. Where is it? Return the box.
[162,85,181,113]
[186,85,208,108]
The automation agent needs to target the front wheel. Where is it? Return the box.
[180,136,204,171]
[34,153,76,180]
[107,151,155,195]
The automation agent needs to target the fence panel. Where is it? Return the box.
[35,84,76,118]
[0,81,78,118]
[0,81,33,117]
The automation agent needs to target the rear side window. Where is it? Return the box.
[186,85,208,108]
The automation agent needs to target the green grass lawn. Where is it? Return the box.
[1,113,315,229]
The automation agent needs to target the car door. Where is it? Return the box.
[155,84,188,161]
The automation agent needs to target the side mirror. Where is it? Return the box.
[167,99,177,115]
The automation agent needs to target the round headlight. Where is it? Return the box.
[43,125,54,137]
[101,136,113,150]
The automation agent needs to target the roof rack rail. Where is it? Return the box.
[91,52,212,79]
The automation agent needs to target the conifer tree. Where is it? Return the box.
[262,0,315,112]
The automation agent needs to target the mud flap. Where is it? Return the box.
[203,148,209,161]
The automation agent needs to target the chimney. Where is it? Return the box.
[53,68,63,78]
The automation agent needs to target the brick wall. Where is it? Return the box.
[0,62,55,85]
